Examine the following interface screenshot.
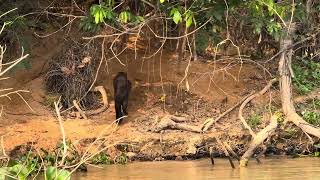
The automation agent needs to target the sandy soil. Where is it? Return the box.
[0,30,279,160]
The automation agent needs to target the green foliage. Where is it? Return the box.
[80,3,115,32]
[0,151,71,180]
[81,1,146,32]
[132,15,144,25]
[80,1,116,32]
[247,113,262,128]
[293,59,320,94]
[45,166,71,180]
[170,8,182,25]
[243,0,290,41]
[118,11,132,24]
[315,99,320,109]
[90,152,112,165]
[301,110,320,126]
[185,10,195,28]
[79,16,100,32]
[314,144,320,157]
[90,4,115,24]
[114,152,128,165]
[0,164,34,180]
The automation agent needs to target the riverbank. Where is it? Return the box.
[0,37,318,164]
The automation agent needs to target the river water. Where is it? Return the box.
[73,157,320,180]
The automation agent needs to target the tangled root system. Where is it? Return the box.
[45,41,99,110]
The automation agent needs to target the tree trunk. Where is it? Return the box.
[192,31,198,61]
[279,23,320,138]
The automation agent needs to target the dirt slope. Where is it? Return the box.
[0,35,272,159]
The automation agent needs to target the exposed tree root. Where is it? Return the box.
[238,78,277,137]
[286,113,320,138]
[240,115,278,167]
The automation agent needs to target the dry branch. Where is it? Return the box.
[54,99,68,166]
[216,138,235,168]
[238,78,277,137]
[153,115,202,133]
[240,115,278,167]
[73,100,88,119]
[69,86,109,118]
[201,92,254,132]
[223,142,240,161]
[0,136,8,159]
[85,86,109,115]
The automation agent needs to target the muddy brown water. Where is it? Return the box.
[73,157,320,180]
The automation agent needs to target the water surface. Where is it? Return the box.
[73,157,320,180]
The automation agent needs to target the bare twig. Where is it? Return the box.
[216,137,235,169]
[0,54,29,77]
[54,98,68,166]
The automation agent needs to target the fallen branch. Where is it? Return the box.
[238,78,277,137]
[139,82,174,87]
[69,86,109,118]
[85,86,109,116]
[240,114,278,167]
[201,92,254,132]
[153,115,202,133]
[73,100,88,120]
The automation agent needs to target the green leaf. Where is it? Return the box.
[172,10,182,24]
[45,166,56,180]
[119,11,132,24]
[94,11,100,24]
[8,164,31,179]
[99,10,104,23]
[170,8,178,17]
[160,0,165,3]
[185,11,194,28]
[56,170,71,180]
[45,167,71,180]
